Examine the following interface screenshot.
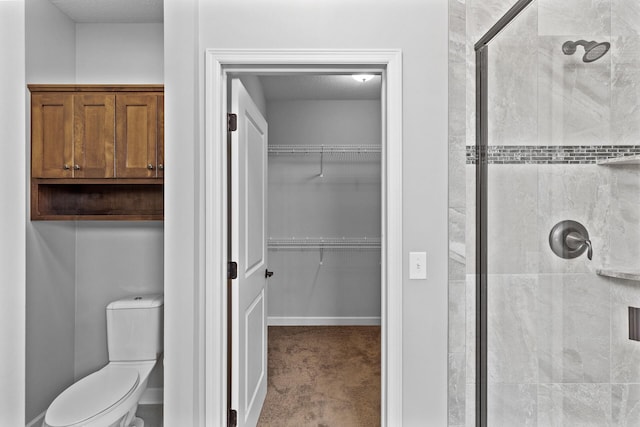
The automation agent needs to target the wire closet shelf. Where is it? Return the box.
[267,237,381,250]
[268,144,382,154]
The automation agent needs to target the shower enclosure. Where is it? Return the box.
[474,0,640,425]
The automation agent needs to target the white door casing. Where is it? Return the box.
[204,49,403,427]
[230,79,269,427]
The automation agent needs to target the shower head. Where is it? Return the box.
[562,40,610,63]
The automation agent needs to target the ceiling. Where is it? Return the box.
[259,75,382,101]
[50,0,163,23]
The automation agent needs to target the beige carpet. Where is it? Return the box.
[257,326,381,427]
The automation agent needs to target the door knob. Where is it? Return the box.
[63,164,70,170]
[265,269,274,278]
[147,164,155,170]
[73,164,80,170]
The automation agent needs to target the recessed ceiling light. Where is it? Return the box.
[352,74,375,83]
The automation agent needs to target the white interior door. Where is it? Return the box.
[230,78,269,427]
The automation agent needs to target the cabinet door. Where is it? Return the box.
[74,94,115,178]
[116,94,158,178]
[31,93,73,178]
[157,95,164,178]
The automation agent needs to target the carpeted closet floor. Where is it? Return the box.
[257,326,381,427]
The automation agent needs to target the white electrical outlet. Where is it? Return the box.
[409,252,427,279]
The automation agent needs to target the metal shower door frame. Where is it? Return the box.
[474,1,535,426]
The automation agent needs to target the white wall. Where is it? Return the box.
[25,0,77,422]
[267,100,381,322]
[164,0,202,422]
[164,0,449,424]
[0,1,26,425]
[75,23,163,83]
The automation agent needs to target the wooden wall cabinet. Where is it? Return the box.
[29,85,164,220]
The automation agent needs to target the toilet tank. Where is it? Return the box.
[106,294,164,362]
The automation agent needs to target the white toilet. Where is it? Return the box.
[43,294,164,427]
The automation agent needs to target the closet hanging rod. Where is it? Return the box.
[268,237,381,250]
[268,144,382,154]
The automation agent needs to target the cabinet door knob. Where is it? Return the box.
[158,164,164,171]
[63,164,70,170]
[73,164,80,170]
[147,164,155,170]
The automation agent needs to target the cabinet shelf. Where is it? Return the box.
[31,179,163,221]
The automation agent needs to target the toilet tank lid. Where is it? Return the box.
[107,294,164,310]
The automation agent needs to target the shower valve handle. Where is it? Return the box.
[566,232,593,260]
[549,220,593,261]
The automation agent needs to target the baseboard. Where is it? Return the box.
[26,411,45,427]
[268,316,381,326]
[139,387,163,405]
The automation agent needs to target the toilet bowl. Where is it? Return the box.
[43,294,163,427]
[43,361,155,427]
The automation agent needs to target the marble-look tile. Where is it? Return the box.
[467,0,534,40]
[450,0,466,64]
[487,165,540,274]
[612,64,640,145]
[538,383,612,426]
[537,165,612,274]
[465,40,477,148]
[612,36,640,65]
[537,273,610,383]
[488,384,537,426]
[449,135,466,207]
[611,280,640,383]
[487,36,538,146]
[466,384,475,427]
[605,165,640,268]
[449,280,466,353]
[538,36,611,146]
[465,274,476,383]
[449,352,466,425]
[539,0,611,36]
[487,274,538,384]
[449,207,466,280]
[450,62,467,138]
[612,0,640,36]
[612,384,640,426]
[465,166,475,275]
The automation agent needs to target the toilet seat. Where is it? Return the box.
[45,365,140,427]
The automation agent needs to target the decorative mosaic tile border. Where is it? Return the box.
[466,145,640,164]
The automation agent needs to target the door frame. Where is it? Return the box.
[204,49,403,426]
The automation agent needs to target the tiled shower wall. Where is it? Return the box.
[448,0,640,425]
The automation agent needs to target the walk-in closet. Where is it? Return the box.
[241,73,382,424]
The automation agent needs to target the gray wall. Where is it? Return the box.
[25,0,77,422]
[164,0,449,423]
[74,21,165,392]
[74,223,164,387]
[0,1,26,425]
[75,23,164,84]
[267,100,381,322]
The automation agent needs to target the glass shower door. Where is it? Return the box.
[475,0,640,425]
